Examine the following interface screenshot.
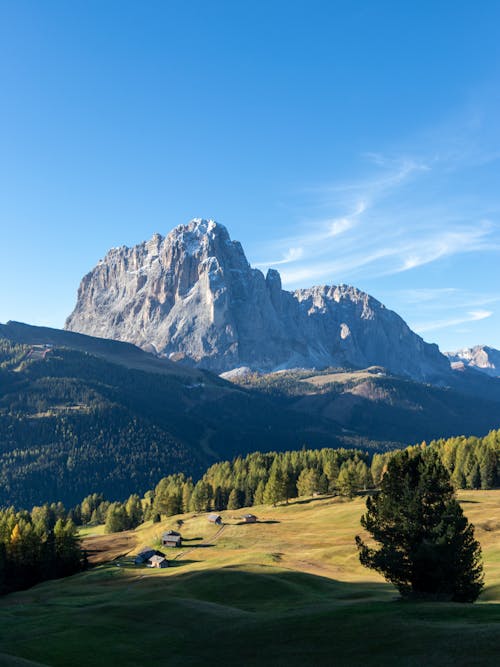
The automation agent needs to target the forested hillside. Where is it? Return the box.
[145,431,500,518]
[0,328,350,507]
[1,322,500,509]
[233,366,500,444]
[66,432,500,531]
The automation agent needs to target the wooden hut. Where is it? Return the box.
[242,514,257,523]
[208,513,222,525]
[162,532,182,548]
[134,547,157,564]
[148,555,169,568]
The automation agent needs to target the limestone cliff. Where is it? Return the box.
[66,219,450,380]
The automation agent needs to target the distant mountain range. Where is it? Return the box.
[446,345,500,377]
[65,219,450,382]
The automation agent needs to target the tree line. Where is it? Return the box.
[0,429,497,597]
[371,430,500,490]
[0,503,86,596]
[3,430,499,542]
[65,428,499,534]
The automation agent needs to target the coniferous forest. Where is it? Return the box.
[2,331,500,509]
[0,430,497,596]
[0,505,86,595]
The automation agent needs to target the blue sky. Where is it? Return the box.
[1,0,499,351]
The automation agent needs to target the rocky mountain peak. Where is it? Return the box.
[446,345,500,377]
[66,219,451,380]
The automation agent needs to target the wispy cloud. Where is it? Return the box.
[387,287,500,346]
[414,310,493,334]
[249,94,500,350]
[253,145,499,288]
[254,246,304,267]
[396,288,500,310]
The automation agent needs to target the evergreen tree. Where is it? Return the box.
[54,519,83,576]
[190,481,212,512]
[254,480,266,505]
[281,461,296,504]
[227,488,242,510]
[356,450,484,602]
[337,462,358,498]
[297,468,318,497]
[213,486,226,511]
[125,494,143,528]
[264,464,286,506]
[104,503,129,533]
[181,480,194,512]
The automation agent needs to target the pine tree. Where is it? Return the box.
[253,480,266,505]
[227,488,242,510]
[337,462,358,498]
[264,465,286,506]
[356,450,484,602]
[125,494,143,528]
[213,486,226,511]
[297,468,317,497]
[181,481,194,512]
[104,503,129,533]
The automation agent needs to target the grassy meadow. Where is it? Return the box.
[0,490,498,666]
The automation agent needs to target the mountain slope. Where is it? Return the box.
[65,219,450,381]
[232,367,500,446]
[0,322,349,507]
[2,322,499,508]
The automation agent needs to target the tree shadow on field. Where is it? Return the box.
[167,559,199,568]
[182,536,204,541]
[286,495,339,507]
[235,520,280,525]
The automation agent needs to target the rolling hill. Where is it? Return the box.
[0,490,498,666]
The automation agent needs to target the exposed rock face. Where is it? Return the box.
[446,345,500,377]
[66,219,450,381]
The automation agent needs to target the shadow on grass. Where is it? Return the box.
[2,566,499,667]
[286,496,335,506]
[167,559,200,568]
[181,537,204,542]
[161,563,396,612]
[235,520,280,525]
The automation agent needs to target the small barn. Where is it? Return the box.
[162,532,182,548]
[134,547,157,564]
[135,548,166,565]
[208,513,222,525]
[148,555,169,568]
[242,514,257,523]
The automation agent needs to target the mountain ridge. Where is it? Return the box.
[446,344,500,377]
[65,218,450,382]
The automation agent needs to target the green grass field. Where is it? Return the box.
[0,490,498,666]
[77,524,106,538]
